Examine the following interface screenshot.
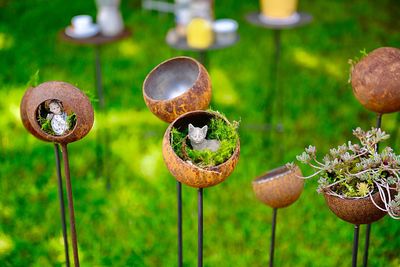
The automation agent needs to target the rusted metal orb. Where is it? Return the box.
[143,56,212,123]
[252,165,304,209]
[162,110,240,188]
[351,47,400,114]
[20,81,94,144]
[323,192,386,225]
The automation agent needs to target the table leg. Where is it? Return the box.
[198,51,208,69]
[95,45,105,110]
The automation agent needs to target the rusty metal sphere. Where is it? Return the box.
[143,56,212,123]
[20,81,94,144]
[351,47,400,114]
[323,192,386,225]
[252,165,304,209]
[162,110,240,188]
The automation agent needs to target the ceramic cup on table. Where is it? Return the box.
[213,19,238,45]
[71,15,94,34]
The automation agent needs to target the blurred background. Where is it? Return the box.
[0,0,399,266]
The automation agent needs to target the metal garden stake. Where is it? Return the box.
[252,165,304,267]
[20,81,94,267]
[143,57,212,266]
[350,47,400,267]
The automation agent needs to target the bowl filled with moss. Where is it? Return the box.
[162,110,240,188]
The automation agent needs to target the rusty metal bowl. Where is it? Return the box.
[252,165,304,209]
[323,192,386,225]
[351,47,400,114]
[20,81,94,144]
[162,110,240,188]
[143,56,212,123]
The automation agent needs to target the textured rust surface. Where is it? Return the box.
[143,57,212,123]
[162,110,240,188]
[20,81,94,144]
[352,47,400,114]
[323,192,386,225]
[252,165,304,208]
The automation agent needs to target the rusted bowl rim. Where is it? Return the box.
[323,189,378,200]
[253,165,299,185]
[143,56,203,102]
[166,110,240,171]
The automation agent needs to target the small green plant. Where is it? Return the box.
[38,112,77,135]
[348,48,368,83]
[171,112,239,168]
[288,127,400,219]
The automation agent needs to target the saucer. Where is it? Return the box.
[259,12,300,25]
[65,24,99,39]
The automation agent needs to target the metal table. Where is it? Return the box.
[59,27,132,189]
[246,12,312,267]
[246,12,312,143]
[59,28,132,110]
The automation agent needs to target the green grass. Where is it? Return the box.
[1,0,400,266]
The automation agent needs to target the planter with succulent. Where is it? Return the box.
[289,127,400,224]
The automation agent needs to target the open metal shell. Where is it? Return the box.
[143,57,212,123]
[20,81,94,144]
[323,191,386,225]
[351,47,400,114]
[252,165,304,208]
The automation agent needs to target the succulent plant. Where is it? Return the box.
[288,127,400,219]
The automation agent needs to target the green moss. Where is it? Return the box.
[37,112,77,135]
[170,112,239,168]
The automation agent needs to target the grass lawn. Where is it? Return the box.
[0,0,399,266]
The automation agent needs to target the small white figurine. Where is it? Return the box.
[188,123,220,152]
[46,100,68,136]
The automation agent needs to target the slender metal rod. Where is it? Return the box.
[95,45,105,110]
[198,188,203,267]
[61,144,80,267]
[54,144,70,267]
[362,113,383,267]
[177,181,183,267]
[353,224,360,267]
[270,208,278,267]
[363,224,371,267]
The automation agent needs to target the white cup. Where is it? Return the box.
[213,19,238,45]
[71,15,93,34]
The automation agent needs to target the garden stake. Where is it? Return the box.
[269,208,277,267]
[143,58,213,267]
[252,166,304,266]
[362,113,383,267]
[352,224,360,267]
[54,144,70,267]
[177,181,183,267]
[61,144,80,267]
[20,81,94,267]
[198,188,203,267]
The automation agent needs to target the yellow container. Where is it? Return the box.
[187,18,214,49]
[260,0,298,18]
